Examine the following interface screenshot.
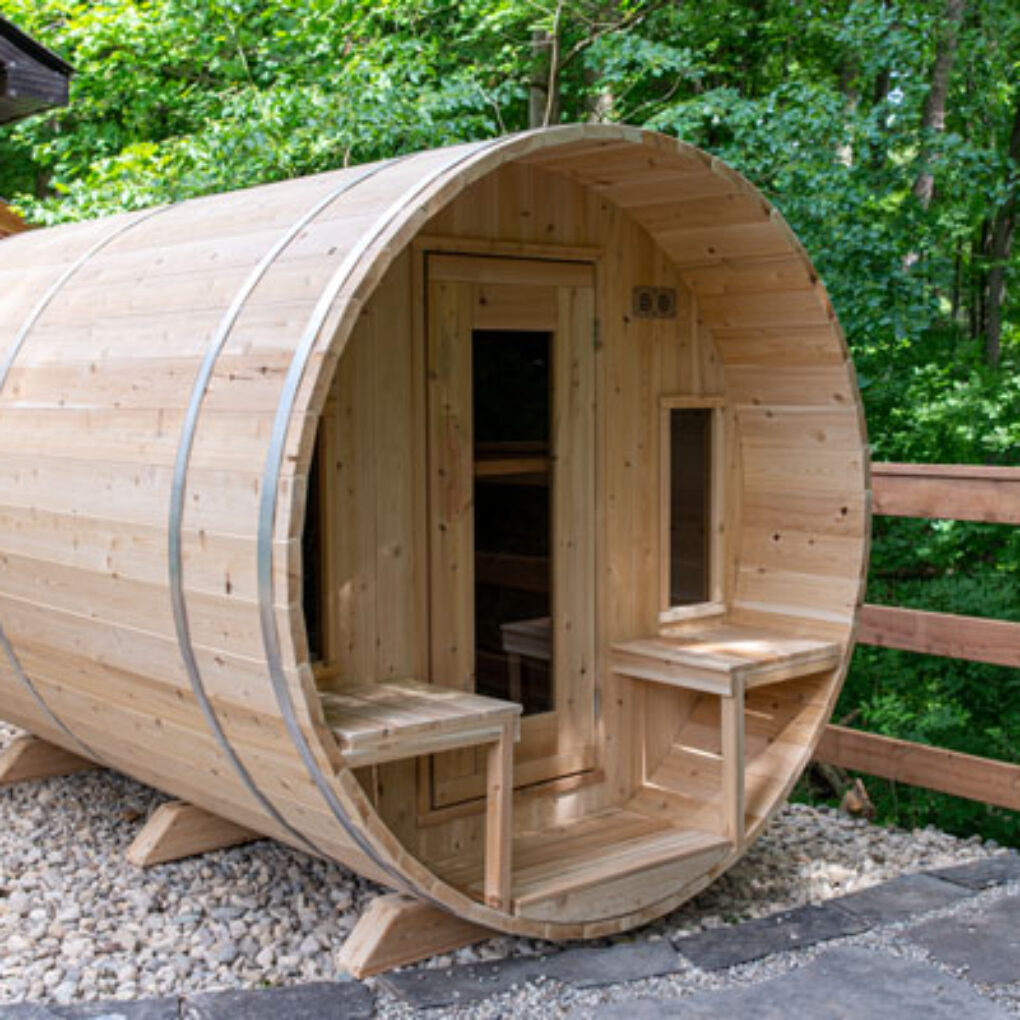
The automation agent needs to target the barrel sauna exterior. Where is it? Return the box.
[0,126,869,938]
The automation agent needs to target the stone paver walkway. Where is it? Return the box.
[2,853,1018,1018]
[580,947,1013,1019]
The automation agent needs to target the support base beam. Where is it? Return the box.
[338,893,493,978]
[126,800,259,867]
[0,733,97,787]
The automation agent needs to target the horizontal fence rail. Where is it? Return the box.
[871,462,1020,524]
[814,462,1020,811]
[816,726,1020,812]
[0,202,27,239]
[858,604,1020,670]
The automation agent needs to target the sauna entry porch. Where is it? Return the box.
[301,198,854,926]
[306,251,600,812]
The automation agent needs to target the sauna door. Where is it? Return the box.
[426,253,597,807]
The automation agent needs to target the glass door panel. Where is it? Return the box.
[426,255,597,807]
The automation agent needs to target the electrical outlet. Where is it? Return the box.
[632,286,677,319]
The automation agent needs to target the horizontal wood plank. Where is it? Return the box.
[427,253,594,287]
[872,462,1020,524]
[815,725,1020,812]
[858,604,1020,668]
[324,680,521,767]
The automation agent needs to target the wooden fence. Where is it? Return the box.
[0,201,27,238]
[814,462,1020,813]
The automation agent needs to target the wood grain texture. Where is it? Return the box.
[815,725,1020,812]
[858,603,1020,668]
[126,800,259,867]
[484,719,516,910]
[0,125,866,940]
[338,893,492,978]
[720,689,746,846]
[872,462,1020,524]
[0,733,96,787]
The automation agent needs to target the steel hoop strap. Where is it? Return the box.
[169,161,400,857]
[0,205,169,764]
[257,133,531,899]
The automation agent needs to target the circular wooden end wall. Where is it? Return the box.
[0,126,869,938]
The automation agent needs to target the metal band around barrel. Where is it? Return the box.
[257,134,522,897]
[0,206,168,763]
[169,161,397,857]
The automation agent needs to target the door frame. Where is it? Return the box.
[415,244,604,813]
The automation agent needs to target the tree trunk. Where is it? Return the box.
[586,85,614,122]
[867,0,894,171]
[985,212,1014,365]
[970,225,988,342]
[912,0,966,209]
[837,60,860,167]
[528,5,563,130]
[529,29,552,129]
[872,67,892,106]
[982,96,1020,364]
[951,238,962,322]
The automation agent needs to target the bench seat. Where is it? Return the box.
[610,624,841,697]
[322,678,521,911]
[322,679,521,768]
[611,623,842,849]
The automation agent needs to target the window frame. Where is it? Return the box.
[658,395,726,625]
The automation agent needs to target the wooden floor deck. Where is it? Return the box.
[431,806,729,922]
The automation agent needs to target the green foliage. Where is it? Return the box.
[2,0,1018,842]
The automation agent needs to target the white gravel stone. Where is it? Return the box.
[0,719,1006,1015]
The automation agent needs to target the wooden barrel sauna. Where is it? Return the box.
[0,125,869,939]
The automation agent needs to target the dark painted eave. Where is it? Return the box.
[0,16,74,77]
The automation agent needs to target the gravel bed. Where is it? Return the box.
[0,720,1003,1010]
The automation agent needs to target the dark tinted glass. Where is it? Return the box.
[472,330,553,714]
[669,408,712,606]
[302,434,324,662]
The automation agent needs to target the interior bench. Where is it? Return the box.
[499,616,551,703]
[321,679,522,910]
[611,624,842,847]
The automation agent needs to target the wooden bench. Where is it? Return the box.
[611,624,842,847]
[321,679,522,910]
[499,616,552,702]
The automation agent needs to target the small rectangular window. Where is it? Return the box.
[660,398,724,622]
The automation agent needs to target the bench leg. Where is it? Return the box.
[721,685,745,847]
[483,720,514,911]
[507,652,523,704]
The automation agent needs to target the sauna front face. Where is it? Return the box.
[0,126,869,938]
